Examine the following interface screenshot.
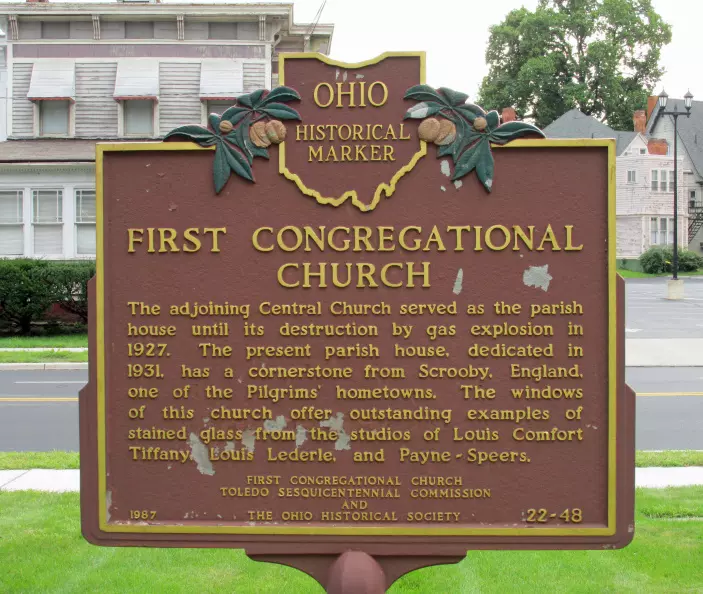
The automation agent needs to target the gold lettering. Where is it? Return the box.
[313,82,334,108]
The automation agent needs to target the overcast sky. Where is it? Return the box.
[23,0,702,104]
[275,0,698,102]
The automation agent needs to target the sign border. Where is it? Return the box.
[278,51,428,212]
[95,137,617,537]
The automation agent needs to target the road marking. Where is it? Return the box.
[14,381,85,384]
[0,397,78,403]
[637,392,703,397]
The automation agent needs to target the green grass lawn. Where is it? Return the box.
[617,268,703,278]
[0,351,88,363]
[0,334,87,348]
[1,450,702,471]
[0,451,80,470]
[0,488,701,593]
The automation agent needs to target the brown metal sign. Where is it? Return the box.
[80,52,634,590]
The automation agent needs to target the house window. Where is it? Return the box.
[32,189,63,255]
[75,189,96,255]
[41,21,70,39]
[39,100,70,136]
[660,170,668,192]
[125,21,154,39]
[639,148,646,155]
[0,190,24,256]
[123,100,154,136]
[207,100,234,116]
[627,170,636,183]
[651,170,675,192]
[650,217,675,246]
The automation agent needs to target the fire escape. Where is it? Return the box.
[689,203,703,242]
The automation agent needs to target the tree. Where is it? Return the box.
[477,0,672,130]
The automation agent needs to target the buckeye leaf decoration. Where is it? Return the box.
[403,85,544,192]
[164,86,301,194]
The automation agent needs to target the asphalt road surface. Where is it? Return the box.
[625,277,703,338]
[0,368,700,452]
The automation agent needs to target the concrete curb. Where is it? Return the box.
[0,348,87,352]
[1,467,702,493]
[0,363,88,371]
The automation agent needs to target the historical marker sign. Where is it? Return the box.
[81,52,634,589]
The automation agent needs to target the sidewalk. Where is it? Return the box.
[1,467,703,492]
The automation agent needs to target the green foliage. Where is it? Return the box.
[677,248,703,272]
[477,0,672,129]
[50,261,94,323]
[639,246,668,273]
[165,87,301,193]
[640,246,703,274]
[403,85,544,192]
[0,259,57,334]
[0,259,95,334]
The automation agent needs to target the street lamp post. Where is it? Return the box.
[657,90,694,280]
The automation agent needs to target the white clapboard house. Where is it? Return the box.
[0,0,333,260]
[544,105,703,260]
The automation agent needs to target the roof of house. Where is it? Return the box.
[647,98,703,178]
[543,109,637,155]
[0,139,133,163]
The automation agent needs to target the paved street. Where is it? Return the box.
[0,367,700,451]
[0,279,700,452]
[626,277,703,338]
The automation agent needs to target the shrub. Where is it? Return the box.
[639,246,669,274]
[50,261,95,323]
[640,246,703,274]
[0,259,57,334]
[676,248,703,272]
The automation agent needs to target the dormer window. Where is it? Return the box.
[27,60,75,137]
[114,59,159,137]
[124,100,155,136]
[39,100,70,136]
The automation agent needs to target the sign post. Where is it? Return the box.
[80,52,634,592]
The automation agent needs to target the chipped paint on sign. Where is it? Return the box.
[106,490,112,523]
[453,269,463,295]
[440,160,451,177]
[264,415,287,432]
[321,412,351,451]
[453,180,463,189]
[295,425,307,447]
[523,264,552,292]
[187,432,215,476]
[241,429,256,452]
